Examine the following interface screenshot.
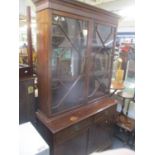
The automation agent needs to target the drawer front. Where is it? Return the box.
[55,118,92,145]
[94,105,116,124]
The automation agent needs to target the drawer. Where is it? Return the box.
[94,105,116,123]
[54,118,92,145]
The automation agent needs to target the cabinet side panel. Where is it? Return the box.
[19,78,35,124]
[37,9,52,116]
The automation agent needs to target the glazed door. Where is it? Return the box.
[88,23,116,101]
[51,15,88,114]
[50,14,116,114]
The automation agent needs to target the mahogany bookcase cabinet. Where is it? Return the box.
[32,0,119,155]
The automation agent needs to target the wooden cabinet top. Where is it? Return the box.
[32,0,120,24]
[36,98,117,133]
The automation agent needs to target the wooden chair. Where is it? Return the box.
[114,91,135,148]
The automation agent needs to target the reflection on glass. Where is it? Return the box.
[88,23,115,100]
[51,15,88,114]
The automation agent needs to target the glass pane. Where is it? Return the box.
[51,15,88,114]
[88,23,115,100]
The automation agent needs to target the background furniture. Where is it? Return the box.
[32,0,119,154]
[110,81,124,96]
[19,77,35,124]
[115,91,135,148]
[116,114,135,146]
[19,6,33,79]
[117,91,134,116]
